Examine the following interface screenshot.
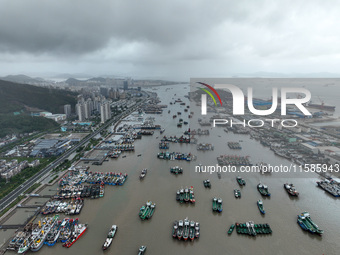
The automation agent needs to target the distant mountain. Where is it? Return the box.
[232,72,340,78]
[65,78,84,86]
[88,77,107,83]
[0,79,77,114]
[1,74,46,84]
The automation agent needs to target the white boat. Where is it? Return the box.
[102,225,117,250]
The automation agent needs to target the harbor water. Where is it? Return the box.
[3,82,340,254]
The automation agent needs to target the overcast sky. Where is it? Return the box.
[1,0,340,80]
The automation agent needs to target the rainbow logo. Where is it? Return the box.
[197,82,223,106]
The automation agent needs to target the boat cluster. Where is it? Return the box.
[108,150,122,158]
[217,155,252,166]
[159,141,169,149]
[212,197,223,212]
[41,198,84,215]
[8,216,87,253]
[172,218,200,241]
[184,129,209,136]
[55,184,104,199]
[157,152,194,161]
[59,170,128,186]
[227,142,242,149]
[170,166,183,174]
[161,135,190,143]
[235,221,272,236]
[139,130,154,135]
[109,143,135,151]
[196,143,214,151]
[139,201,156,220]
[176,186,195,203]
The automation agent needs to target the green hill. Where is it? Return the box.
[0,79,77,138]
[0,79,77,114]
[0,115,59,138]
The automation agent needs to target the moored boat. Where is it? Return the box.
[172,221,178,238]
[217,198,223,212]
[189,221,195,241]
[228,224,235,234]
[183,218,190,241]
[63,223,87,248]
[212,197,218,211]
[177,220,184,240]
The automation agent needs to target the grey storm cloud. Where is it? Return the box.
[0,0,233,55]
[1,0,340,78]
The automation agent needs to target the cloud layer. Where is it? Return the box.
[1,0,340,79]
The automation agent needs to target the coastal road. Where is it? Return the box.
[0,96,148,212]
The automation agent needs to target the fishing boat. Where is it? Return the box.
[45,219,61,246]
[63,223,88,248]
[31,216,58,251]
[189,186,195,203]
[195,222,200,238]
[189,221,195,241]
[139,169,147,180]
[147,202,156,219]
[172,221,178,238]
[138,245,147,255]
[228,224,235,234]
[203,179,211,188]
[217,198,223,212]
[257,200,266,214]
[170,166,183,174]
[177,220,184,240]
[297,212,323,235]
[18,236,34,254]
[139,201,151,220]
[212,197,218,211]
[102,225,117,250]
[236,176,246,186]
[179,188,185,203]
[183,218,190,241]
[184,187,190,202]
[176,190,180,201]
[283,183,299,196]
[257,183,271,196]
[234,189,240,198]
